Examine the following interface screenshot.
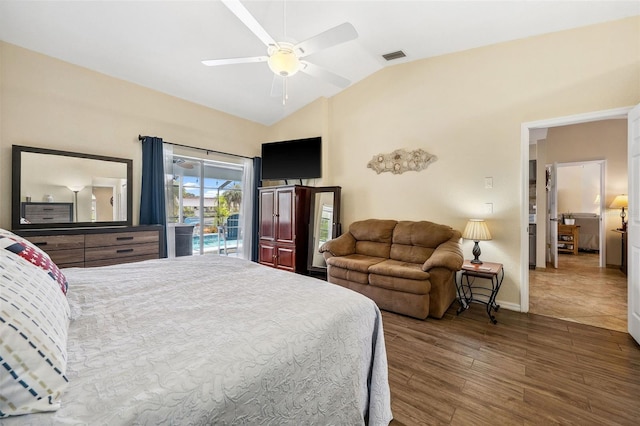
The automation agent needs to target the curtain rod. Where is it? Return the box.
[138,135,253,160]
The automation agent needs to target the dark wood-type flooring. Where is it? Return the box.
[383,304,640,425]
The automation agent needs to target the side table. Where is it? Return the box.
[456,260,504,324]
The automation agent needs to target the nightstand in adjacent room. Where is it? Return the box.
[456,260,504,324]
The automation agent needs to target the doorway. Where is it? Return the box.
[548,160,606,268]
[520,107,632,324]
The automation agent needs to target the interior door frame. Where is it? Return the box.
[520,106,632,313]
[547,160,607,268]
[548,162,559,269]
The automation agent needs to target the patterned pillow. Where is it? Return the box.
[0,248,70,417]
[0,235,68,295]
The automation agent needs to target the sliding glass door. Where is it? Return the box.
[167,154,249,257]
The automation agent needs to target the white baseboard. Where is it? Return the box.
[495,300,521,312]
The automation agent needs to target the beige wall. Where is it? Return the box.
[268,16,640,309]
[1,16,639,310]
[0,41,266,229]
[544,119,628,266]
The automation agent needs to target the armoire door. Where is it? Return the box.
[259,188,276,241]
[276,187,295,244]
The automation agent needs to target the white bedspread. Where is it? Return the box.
[4,256,392,425]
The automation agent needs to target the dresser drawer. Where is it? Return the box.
[26,235,85,251]
[85,231,159,248]
[85,242,159,263]
[85,253,159,268]
[22,235,85,267]
[48,250,85,268]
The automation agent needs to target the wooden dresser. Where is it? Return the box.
[558,224,579,255]
[15,225,163,268]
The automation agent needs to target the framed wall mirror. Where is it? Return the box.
[307,186,341,274]
[12,145,133,230]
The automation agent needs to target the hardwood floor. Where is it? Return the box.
[529,252,627,332]
[383,306,640,425]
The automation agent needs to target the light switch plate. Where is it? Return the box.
[484,203,493,214]
[485,177,493,189]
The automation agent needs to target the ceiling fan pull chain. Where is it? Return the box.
[282,77,287,106]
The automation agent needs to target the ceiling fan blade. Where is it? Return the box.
[201,56,268,66]
[300,61,351,88]
[221,0,277,48]
[294,22,358,58]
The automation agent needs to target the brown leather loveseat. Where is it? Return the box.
[319,219,463,319]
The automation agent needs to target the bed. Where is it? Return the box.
[0,228,392,425]
[572,213,600,251]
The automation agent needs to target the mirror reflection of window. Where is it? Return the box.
[310,191,336,270]
[317,205,334,249]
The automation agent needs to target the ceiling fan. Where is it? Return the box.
[202,0,358,104]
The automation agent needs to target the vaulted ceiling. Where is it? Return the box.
[1,1,638,125]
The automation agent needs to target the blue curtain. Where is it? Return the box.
[140,136,167,256]
[251,156,262,262]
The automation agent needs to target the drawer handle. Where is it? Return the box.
[42,208,54,211]
[117,248,134,254]
[34,242,48,246]
[43,217,54,220]
[116,236,134,241]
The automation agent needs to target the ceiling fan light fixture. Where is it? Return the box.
[268,45,301,77]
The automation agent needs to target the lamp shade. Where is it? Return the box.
[67,185,85,193]
[462,219,492,241]
[609,195,628,209]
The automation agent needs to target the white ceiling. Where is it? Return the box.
[1,1,638,126]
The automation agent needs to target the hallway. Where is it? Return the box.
[529,252,627,332]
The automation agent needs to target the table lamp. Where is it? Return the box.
[462,219,492,264]
[609,194,628,231]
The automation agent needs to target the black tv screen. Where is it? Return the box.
[261,137,321,180]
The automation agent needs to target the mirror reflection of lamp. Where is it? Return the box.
[609,194,628,231]
[67,185,85,222]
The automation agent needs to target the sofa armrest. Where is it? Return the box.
[319,232,356,257]
[422,236,463,272]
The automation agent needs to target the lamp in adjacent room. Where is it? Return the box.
[67,185,85,222]
[462,219,492,264]
[609,194,628,231]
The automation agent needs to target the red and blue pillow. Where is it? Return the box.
[0,235,68,295]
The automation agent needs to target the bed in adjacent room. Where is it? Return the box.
[0,228,392,425]
[573,212,600,252]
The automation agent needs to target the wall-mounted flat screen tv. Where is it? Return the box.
[261,137,321,180]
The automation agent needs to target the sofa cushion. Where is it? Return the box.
[326,254,386,274]
[369,273,431,295]
[355,241,393,259]
[390,221,454,263]
[390,244,436,265]
[327,266,370,284]
[368,259,430,280]
[349,219,397,258]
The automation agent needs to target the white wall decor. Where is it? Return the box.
[367,149,437,175]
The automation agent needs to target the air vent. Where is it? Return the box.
[382,50,406,61]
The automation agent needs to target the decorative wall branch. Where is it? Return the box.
[367,149,438,174]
